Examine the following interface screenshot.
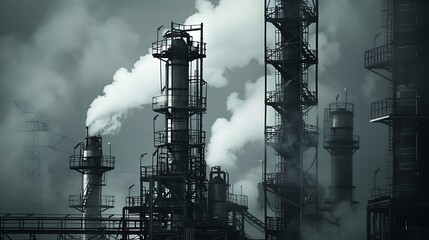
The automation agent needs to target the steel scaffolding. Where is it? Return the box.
[264,0,319,239]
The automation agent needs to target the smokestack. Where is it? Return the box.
[69,128,115,240]
[324,101,359,205]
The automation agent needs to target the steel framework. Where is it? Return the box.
[14,101,49,212]
[264,0,319,239]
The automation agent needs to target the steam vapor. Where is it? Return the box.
[206,77,265,168]
[85,53,159,136]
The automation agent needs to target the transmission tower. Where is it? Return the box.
[14,100,49,212]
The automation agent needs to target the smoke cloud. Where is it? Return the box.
[86,0,264,136]
[302,203,366,240]
[185,0,264,87]
[86,53,159,136]
[206,77,264,168]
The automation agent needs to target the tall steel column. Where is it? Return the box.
[144,22,207,239]
[324,102,359,205]
[365,0,429,239]
[264,0,318,239]
[69,128,115,240]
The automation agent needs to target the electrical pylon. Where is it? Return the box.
[14,100,49,212]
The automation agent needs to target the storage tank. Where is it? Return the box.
[208,166,229,225]
[82,134,103,240]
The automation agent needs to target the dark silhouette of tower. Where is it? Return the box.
[264,0,319,239]
[365,0,429,239]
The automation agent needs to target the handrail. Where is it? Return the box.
[0,215,141,234]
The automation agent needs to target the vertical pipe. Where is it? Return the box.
[82,134,102,240]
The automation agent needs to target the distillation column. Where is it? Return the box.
[365,0,429,239]
[324,102,359,205]
[148,22,207,239]
[69,128,115,240]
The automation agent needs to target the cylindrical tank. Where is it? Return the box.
[324,103,358,205]
[166,38,189,224]
[208,167,228,225]
[167,38,189,174]
[82,135,103,240]
[279,0,304,238]
[392,0,420,199]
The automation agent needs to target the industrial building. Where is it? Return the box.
[0,0,428,239]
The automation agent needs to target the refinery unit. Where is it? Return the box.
[365,0,429,239]
[0,0,428,239]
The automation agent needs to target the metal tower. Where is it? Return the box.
[14,101,49,212]
[69,128,115,240]
[145,22,207,239]
[365,0,429,239]
[324,101,359,206]
[264,0,319,239]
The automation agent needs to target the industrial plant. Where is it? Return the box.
[0,0,428,239]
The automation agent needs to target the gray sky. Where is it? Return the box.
[0,0,388,238]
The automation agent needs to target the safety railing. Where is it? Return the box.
[327,102,354,113]
[69,155,115,171]
[266,216,284,231]
[152,38,206,60]
[324,134,360,149]
[228,193,248,207]
[370,186,393,200]
[0,214,142,234]
[140,165,156,178]
[265,173,286,185]
[69,195,114,209]
[152,94,207,111]
[266,0,316,21]
[370,98,392,120]
[266,90,283,104]
[126,196,145,207]
[265,125,285,145]
[364,44,392,69]
[140,162,170,179]
[154,130,205,146]
[371,98,420,120]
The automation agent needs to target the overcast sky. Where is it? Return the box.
[0,0,389,238]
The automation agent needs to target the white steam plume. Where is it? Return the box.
[86,0,264,135]
[206,77,264,168]
[185,0,264,87]
[86,52,158,136]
